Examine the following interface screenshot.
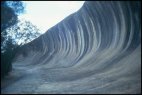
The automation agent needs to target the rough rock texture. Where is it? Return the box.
[1,1,141,94]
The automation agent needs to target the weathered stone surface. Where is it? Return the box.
[1,1,141,94]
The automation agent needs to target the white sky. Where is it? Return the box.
[18,1,85,34]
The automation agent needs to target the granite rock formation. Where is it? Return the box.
[1,1,141,94]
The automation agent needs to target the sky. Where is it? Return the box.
[18,1,85,34]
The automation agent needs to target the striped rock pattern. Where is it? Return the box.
[1,1,141,94]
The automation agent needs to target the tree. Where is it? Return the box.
[2,20,41,48]
[1,1,25,78]
[1,1,41,78]
[1,1,24,52]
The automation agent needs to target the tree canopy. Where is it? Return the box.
[1,1,41,78]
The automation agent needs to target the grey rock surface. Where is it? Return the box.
[1,1,141,94]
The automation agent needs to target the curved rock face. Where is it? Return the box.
[2,1,141,94]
